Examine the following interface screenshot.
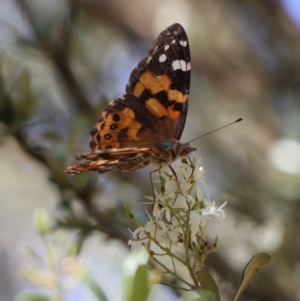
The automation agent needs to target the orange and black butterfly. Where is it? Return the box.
[65,23,196,175]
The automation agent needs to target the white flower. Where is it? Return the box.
[170,194,189,209]
[180,182,193,194]
[189,211,206,242]
[128,219,169,251]
[128,221,156,251]
[164,177,176,193]
[128,156,227,262]
[128,238,142,251]
[202,201,227,223]
[152,200,161,219]
[194,165,205,182]
[186,194,196,208]
[155,188,190,218]
[195,186,203,201]
[175,164,193,182]
[168,225,183,242]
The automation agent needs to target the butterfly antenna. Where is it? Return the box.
[188,117,244,144]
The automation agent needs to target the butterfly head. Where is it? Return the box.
[178,142,197,157]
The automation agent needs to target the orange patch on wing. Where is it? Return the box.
[133,71,188,103]
[166,92,188,119]
[133,71,172,97]
[121,107,142,140]
[92,107,143,150]
[132,71,188,120]
[167,90,188,103]
[133,82,144,97]
[167,107,181,119]
[94,117,119,148]
[145,98,168,118]
[142,72,171,94]
[154,74,171,92]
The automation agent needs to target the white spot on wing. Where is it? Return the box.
[172,40,176,44]
[146,56,152,63]
[159,54,167,62]
[181,61,187,71]
[172,60,191,72]
[180,40,187,47]
[164,45,169,51]
[172,60,181,70]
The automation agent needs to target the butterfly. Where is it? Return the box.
[64,23,196,177]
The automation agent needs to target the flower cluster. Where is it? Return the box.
[128,158,226,288]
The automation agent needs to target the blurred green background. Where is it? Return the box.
[1,0,300,300]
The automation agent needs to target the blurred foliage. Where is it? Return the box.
[17,209,110,301]
[1,0,300,300]
[16,209,270,301]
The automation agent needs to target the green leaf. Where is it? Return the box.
[181,291,203,301]
[0,69,14,125]
[213,236,218,248]
[123,203,135,219]
[15,290,51,301]
[196,271,220,301]
[231,252,271,301]
[15,68,37,122]
[84,273,109,301]
[123,249,151,301]
[34,208,50,236]
[160,174,166,193]
[42,131,62,142]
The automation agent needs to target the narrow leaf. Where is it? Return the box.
[231,252,271,301]
[196,271,220,301]
[15,290,51,301]
[123,249,150,301]
[84,273,109,301]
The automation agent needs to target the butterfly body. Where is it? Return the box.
[65,23,195,175]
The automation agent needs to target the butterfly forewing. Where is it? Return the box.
[126,23,191,141]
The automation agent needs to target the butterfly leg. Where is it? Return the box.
[169,165,191,210]
[149,167,162,210]
[169,165,183,195]
[187,156,195,181]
